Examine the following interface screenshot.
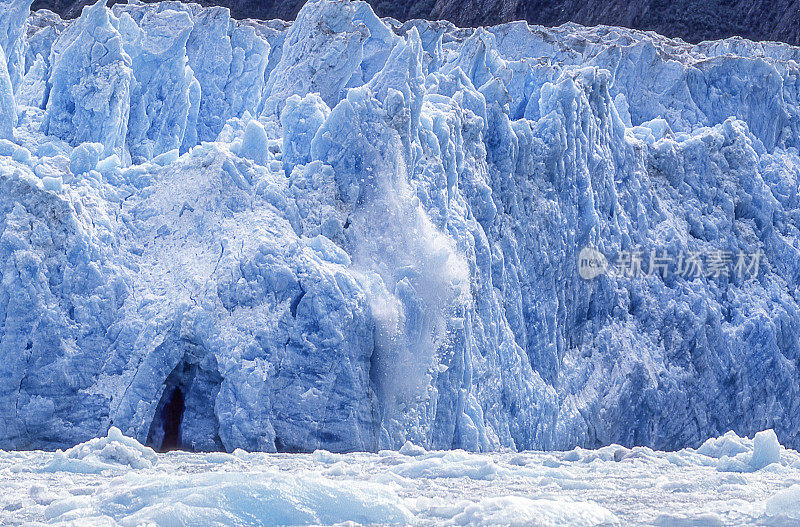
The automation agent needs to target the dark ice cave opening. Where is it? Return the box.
[146,359,192,453]
[159,387,185,451]
[146,354,225,453]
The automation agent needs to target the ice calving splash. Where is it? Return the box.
[0,0,799,456]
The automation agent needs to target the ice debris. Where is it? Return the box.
[43,427,158,473]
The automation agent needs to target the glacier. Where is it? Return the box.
[0,0,799,455]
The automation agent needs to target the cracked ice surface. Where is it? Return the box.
[1,0,800,456]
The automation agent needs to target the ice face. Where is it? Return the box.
[1,0,800,454]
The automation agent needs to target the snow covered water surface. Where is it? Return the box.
[1,428,800,525]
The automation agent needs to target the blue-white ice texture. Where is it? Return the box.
[0,0,799,453]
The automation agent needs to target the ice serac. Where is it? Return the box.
[0,46,14,139]
[185,6,269,142]
[280,93,330,174]
[1,0,800,454]
[0,0,33,94]
[118,8,195,163]
[42,0,132,160]
[261,0,396,117]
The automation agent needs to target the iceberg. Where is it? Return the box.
[0,0,799,457]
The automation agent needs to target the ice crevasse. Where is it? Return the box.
[0,0,799,453]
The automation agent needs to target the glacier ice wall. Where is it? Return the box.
[1,0,799,453]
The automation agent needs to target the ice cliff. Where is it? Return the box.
[1,0,799,453]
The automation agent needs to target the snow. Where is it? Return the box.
[1,0,800,461]
[2,428,800,525]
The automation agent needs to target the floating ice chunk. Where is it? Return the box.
[202,452,239,464]
[239,119,269,165]
[766,484,800,520]
[751,429,781,470]
[43,0,132,160]
[399,440,427,456]
[70,141,103,174]
[43,427,157,473]
[699,430,783,472]
[450,496,620,526]
[312,449,340,464]
[392,452,506,480]
[697,431,750,459]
